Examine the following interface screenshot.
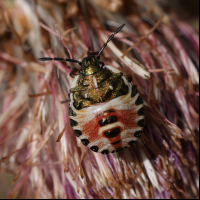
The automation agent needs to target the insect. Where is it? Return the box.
[38,24,145,154]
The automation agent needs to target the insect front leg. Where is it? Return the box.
[70,68,80,78]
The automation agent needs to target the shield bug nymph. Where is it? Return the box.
[38,24,145,154]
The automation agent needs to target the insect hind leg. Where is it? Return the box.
[61,99,71,103]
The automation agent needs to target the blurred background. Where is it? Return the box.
[169,0,199,30]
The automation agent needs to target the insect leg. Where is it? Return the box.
[61,99,71,103]
[124,75,132,83]
[60,92,71,103]
[70,68,80,78]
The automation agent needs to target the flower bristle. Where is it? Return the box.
[0,0,199,199]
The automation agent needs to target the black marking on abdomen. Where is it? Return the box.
[70,119,78,127]
[116,148,124,152]
[68,107,77,116]
[124,75,132,83]
[131,85,138,97]
[101,150,109,155]
[134,131,142,138]
[97,112,103,117]
[74,130,82,137]
[104,127,120,138]
[104,109,115,113]
[99,116,118,127]
[135,96,143,105]
[138,119,145,127]
[138,107,145,116]
[129,141,137,146]
[120,85,129,94]
[90,146,99,152]
[81,139,89,146]
[112,140,121,145]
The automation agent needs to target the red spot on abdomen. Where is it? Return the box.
[81,107,139,148]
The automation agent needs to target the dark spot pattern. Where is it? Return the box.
[90,146,99,152]
[112,140,121,145]
[131,85,138,97]
[68,107,76,116]
[138,107,145,116]
[134,131,143,138]
[100,73,111,83]
[99,116,118,127]
[74,102,82,110]
[124,147,128,149]
[81,139,89,146]
[101,150,109,155]
[70,119,78,127]
[112,150,115,153]
[74,130,82,137]
[121,85,129,94]
[138,119,145,127]
[104,109,115,113]
[104,128,120,138]
[97,112,103,117]
[135,96,143,105]
[116,148,124,152]
[126,75,132,83]
[129,141,137,146]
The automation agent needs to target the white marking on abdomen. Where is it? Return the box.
[98,122,124,134]
[109,85,114,90]
[99,96,103,102]
[71,75,79,88]
[93,76,98,88]
[106,65,121,73]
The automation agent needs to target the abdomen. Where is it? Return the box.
[69,67,145,154]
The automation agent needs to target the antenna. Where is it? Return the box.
[97,24,125,57]
[38,57,82,66]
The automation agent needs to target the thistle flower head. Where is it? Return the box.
[0,0,199,199]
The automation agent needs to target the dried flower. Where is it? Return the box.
[0,0,199,199]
